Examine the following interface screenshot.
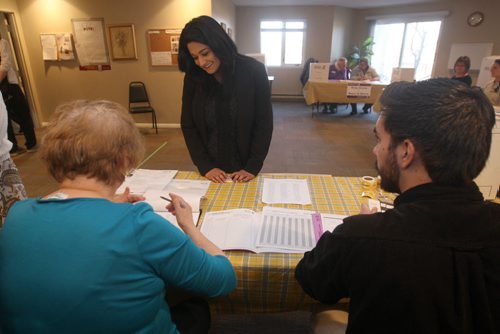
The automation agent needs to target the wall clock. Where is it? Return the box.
[467,11,484,27]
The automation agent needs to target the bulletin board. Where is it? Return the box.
[147,29,181,66]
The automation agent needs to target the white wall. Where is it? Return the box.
[212,0,236,42]
[236,5,337,96]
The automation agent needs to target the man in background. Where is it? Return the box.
[321,57,350,114]
[0,34,37,155]
[296,78,500,333]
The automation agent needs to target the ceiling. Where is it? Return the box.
[231,0,444,9]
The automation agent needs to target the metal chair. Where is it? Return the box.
[128,81,158,134]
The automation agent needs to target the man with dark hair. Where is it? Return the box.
[296,78,500,333]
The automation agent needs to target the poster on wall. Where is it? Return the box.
[40,33,75,61]
[71,18,109,66]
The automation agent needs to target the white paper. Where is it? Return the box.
[143,179,210,212]
[346,83,372,98]
[256,207,316,251]
[200,207,347,253]
[200,209,259,251]
[117,169,177,194]
[320,213,346,232]
[308,63,329,82]
[151,51,172,66]
[262,178,312,205]
[40,34,58,60]
[156,211,200,230]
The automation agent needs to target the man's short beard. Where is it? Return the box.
[376,148,401,194]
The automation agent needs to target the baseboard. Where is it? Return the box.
[271,94,305,102]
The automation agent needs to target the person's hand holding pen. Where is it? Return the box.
[162,193,225,257]
[162,193,193,228]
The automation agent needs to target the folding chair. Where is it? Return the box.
[128,81,158,134]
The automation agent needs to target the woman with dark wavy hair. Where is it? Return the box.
[451,56,472,86]
[178,15,273,183]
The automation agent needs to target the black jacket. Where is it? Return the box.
[181,55,273,176]
[296,182,500,334]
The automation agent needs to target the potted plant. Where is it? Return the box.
[347,36,375,69]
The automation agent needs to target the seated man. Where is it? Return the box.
[296,78,500,333]
[322,57,350,114]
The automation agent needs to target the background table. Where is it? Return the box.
[303,80,386,114]
[176,171,390,314]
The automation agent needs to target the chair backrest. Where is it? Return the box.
[129,81,150,104]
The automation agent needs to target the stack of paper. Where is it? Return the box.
[117,169,210,229]
[262,178,312,205]
[200,207,346,253]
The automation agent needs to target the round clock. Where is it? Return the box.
[467,11,484,27]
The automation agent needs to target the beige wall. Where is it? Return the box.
[212,0,236,42]
[351,0,500,83]
[331,6,353,61]
[13,0,211,126]
[236,6,337,96]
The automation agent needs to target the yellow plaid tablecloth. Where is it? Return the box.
[175,171,385,314]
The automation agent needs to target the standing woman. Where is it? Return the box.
[483,59,500,106]
[178,16,273,183]
[451,56,472,86]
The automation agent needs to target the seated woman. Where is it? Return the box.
[0,100,236,334]
[451,56,472,86]
[350,58,380,115]
[483,58,500,106]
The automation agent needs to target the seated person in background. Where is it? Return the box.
[451,55,472,86]
[350,58,380,115]
[296,78,500,334]
[0,100,237,334]
[322,57,350,114]
[483,58,500,106]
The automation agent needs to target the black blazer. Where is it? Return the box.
[181,55,273,176]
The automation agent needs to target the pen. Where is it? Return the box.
[160,195,186,208]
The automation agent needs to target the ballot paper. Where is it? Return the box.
[143,179,210,212]
[262,178,312,205]
[117,169,178,194]
[200,207,346,253]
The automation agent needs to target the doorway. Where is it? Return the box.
[1,11,38,126]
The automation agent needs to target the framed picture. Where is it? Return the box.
[108,24,137,60]
[71,18,109,65]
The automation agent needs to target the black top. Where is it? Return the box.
[181,55,273,176]
[296,182,500,334]
[452,75,473,86]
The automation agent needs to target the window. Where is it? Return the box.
[371,19,442,82]
[260,20,305,67]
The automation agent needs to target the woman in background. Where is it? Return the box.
[0,100,236,334]
[350,58,380,115]
[0,92,26,228]
[178,15,273,183]
[451,56,472,86]
[483,59,500,106]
